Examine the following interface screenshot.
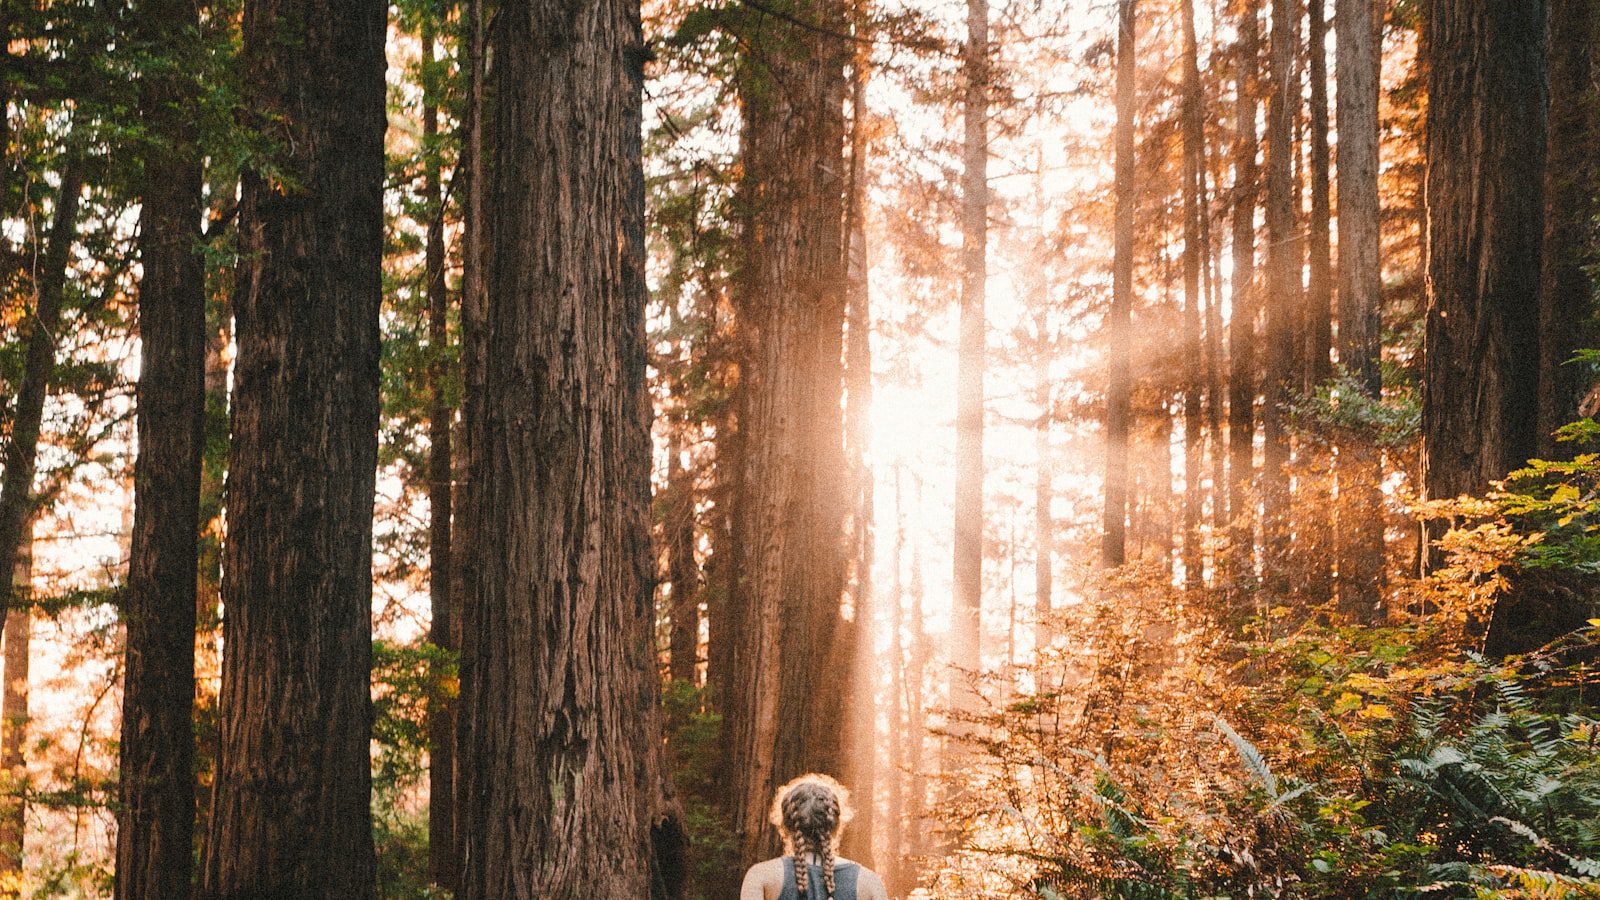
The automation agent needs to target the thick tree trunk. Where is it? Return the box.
[200,1,386,895]
[724,0,852,864]
[1227,0,1260,588]
[454,2,661,895]
[117,1,206,893]
[1335,0,1385,618]
[0,162,82,629]
[1180,0,1206,589]
[1104,0,1137,568]
[1422,2,1546,504]
[420,11,458,890]
[1261,0,1299,596]
[0,521,31,878]
[1538,0,1600,457]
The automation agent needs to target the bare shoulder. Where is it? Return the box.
[739,858,786,900]
[851,863,889,900]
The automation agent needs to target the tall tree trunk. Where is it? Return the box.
[884,468,907,895]
[1422,3,1546,503]
[1180,0,1206,589]
[841,0,876,862]
[1104,0,1137,568]
[200,0,386,894]
[666,430,699,685]
[952,0,988,698]
[1334,0,1385,619]
[449,0,486,878]
[1227,0,1260,589]
[0,161,82,630]
[1033,322,1053,647]
[117,1,205,893]
[454,2,661,895]
[1261,0,1299,597]
[419,10,458,890]
[1538,0,1600,457]
[724,0,852,864]
[0,520,31,878]
[1295,0,1334,603]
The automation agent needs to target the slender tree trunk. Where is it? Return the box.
[1181,0,1206,589]
[1334,0,1385,619]
[1104,0,1138,568]
[885,468,907,895]
[1261,0,1299,597]
[841,1,876,862]
[418,11,459,889]
[455,2,661,894]
[1294,0,1334,603]
[117,1,205,893]
[1227,0,1260,589]
[666,430,699,685]
[200,0,386,894]
[1033,325,1053,647]
[905,535,930,882]
[448,0,486,879]
[1422,3,1546,504]
[724,0,852,863]
[0,521,31,878]
[951,0,988,699]
[0,162,82,630]
[1538,0,1600,457]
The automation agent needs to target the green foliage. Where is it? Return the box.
[371,639,455,900]
[662,680,738,900]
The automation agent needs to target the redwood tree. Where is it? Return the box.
[453,0,662,894]
[117,0,205,894]
[1422,2,1546,504]
[1103,0,1137,568]
[200,0,387,894]
[1334,0,1385,617]
[1538,0,1600,456]
[722,0,853,864]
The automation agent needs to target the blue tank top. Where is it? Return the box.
[779,857,859,900]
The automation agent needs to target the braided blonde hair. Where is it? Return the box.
[770,774,852,900]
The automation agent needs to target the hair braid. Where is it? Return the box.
[792,831,811,897]
[821,838,837,898]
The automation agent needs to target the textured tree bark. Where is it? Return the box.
[1180,0,1206,589]
[453,1,661,895]
[1104,0,1137,568]
[1335,0,1385,618]
[1422,2,1546,505]
[1538,0,1600,458]
[448,0,485,877]
[199,0,386,895]
[117,1,205,894]
[1261,0,1299,596]
[0,521,31,878]
[0,161,81,630]
[724,0,852,864]
[884,470,907,895]
[419,13,458,889]
[1227,0,1260,589]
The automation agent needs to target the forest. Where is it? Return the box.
[0,0,1598,897]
